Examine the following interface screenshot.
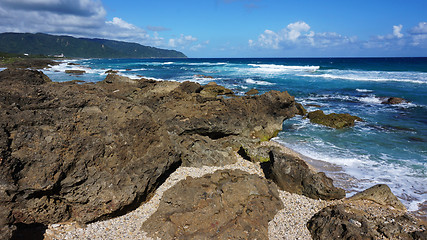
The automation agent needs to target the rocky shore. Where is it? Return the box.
[0,67,425,239]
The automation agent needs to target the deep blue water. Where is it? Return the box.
[43,57,427,213]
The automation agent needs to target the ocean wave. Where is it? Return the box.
[356,88,373,93]
[274,137,427,212]
[245,78,275,85]
[248,64,320,73]
[299,70,427,84]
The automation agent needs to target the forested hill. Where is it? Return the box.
[0,32,187,58]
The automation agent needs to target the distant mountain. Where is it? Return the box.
[0,32,187,58]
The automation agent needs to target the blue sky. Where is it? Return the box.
[0,0,426,57]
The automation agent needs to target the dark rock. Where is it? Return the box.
[5,59,58,69]
[382,97,408,105]
[307,202,426,240]
[176,81,202,94]
[349,184,406,211]
[194,74,214,79]
[104,69,118,74]
[67,63,80,66]
[266,147,345,200]
[0,68,51,85]
[65,70,85,75]
[200,81,234,97]
[296,102,307,116]
[141,169,283,240]
[0,69,299,237]
[306,104,322,108]
[307,110,362,129]
[245,88,259,96]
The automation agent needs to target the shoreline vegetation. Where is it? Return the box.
[0,58,425,239]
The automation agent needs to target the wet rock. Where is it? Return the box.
[245,88,259,96]
[307,202,426,240]
[266,148,345,200]
[194,74,214,79]
[382,97,408,105]
[104,69,118,74]
[65,70,85,75]
[141,169,283,240]
[296,102,307,116]
[307,110,362,129]
[349,184,406,211]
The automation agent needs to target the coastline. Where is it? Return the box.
[1,62,425,239]
[271,138,427,222]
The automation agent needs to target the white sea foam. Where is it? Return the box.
[356,88,373,93]
[248,64,320,74]
[274,137,427,212]
[358,96,383,104]
[245,78,275,85]
[299,70,427,84]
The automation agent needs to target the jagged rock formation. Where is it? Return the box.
[238,143,345,200]
[0,69,301,238]
[141,169,283,239]
[307,185,426,240]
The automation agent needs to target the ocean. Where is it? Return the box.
[43,57,427,215]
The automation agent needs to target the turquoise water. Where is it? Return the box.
[43,58,427,213]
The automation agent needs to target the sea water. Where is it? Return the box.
[43,58,427,214]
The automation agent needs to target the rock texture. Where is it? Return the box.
[141,169,283,240]
[307,109,362,129]
[349,184,406,211]
[307,201,426,240]
[0,69,300,238]
[249,145,345,200]
[382,97,406,104]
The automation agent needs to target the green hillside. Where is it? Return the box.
[0,33,187,58]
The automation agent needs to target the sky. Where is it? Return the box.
[0,0,427,58]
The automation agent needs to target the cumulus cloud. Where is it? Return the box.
[168,34,198,48]
[0,0,205,52]
[0,0,106,33]
[393,24,403,38]
[366,22,427,50]
[409,22,427,47]
[249,21,356,51]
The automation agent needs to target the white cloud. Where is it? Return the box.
[107,17,137,30]
[409,22,427,47]
[286,21,310,41]
[168,34,198,48]
[249,21,356,50]
[393,24,403,38]
[0,0,205,53]
[410,22,427,34]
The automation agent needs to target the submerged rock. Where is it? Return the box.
[65,69,85,75]
[307,110,362,129]
[0,68,299,238]
[382,97,408,105]
[141,169,283,239]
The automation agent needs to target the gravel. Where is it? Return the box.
[45,151,334,240]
